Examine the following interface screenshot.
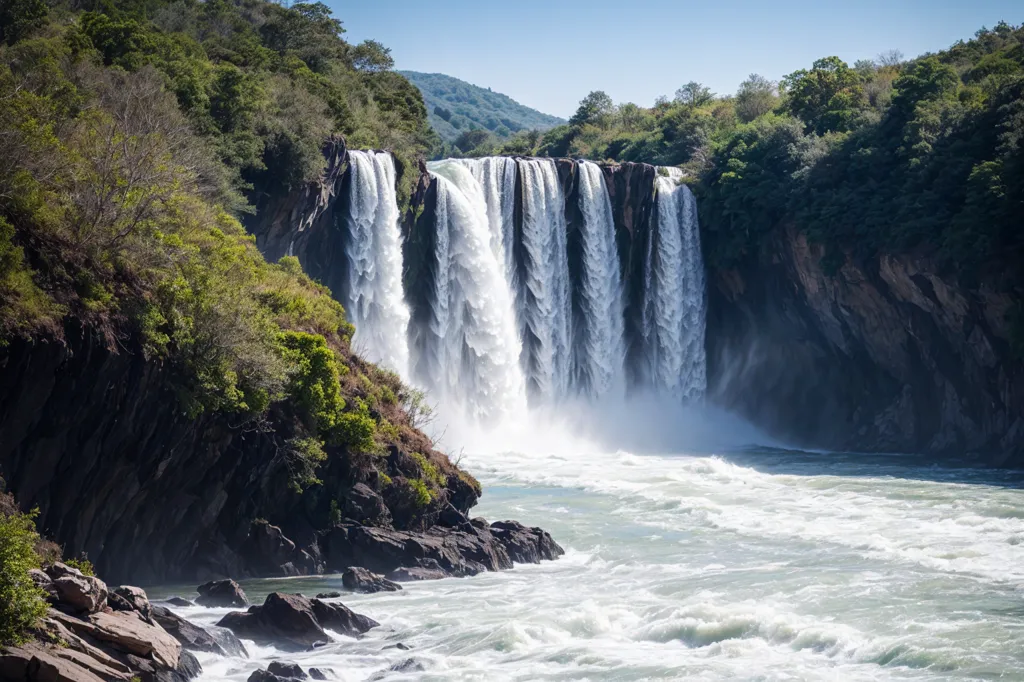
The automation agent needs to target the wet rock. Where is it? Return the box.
[216,592,377,651]
[268,660,307,678]
[368,658,424,679]
[166,597,195,607]
[323,523,494,577]
[152,605,248,658]
[490,520,565,564]
[309,667,335,680]
[45,563,109,614]
[196,579,248,608]
[385,566,448,582]
[436,503,469,528]
[342,567,402,593]
[314,591,341,599]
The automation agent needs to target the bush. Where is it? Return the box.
[0,506,48,645]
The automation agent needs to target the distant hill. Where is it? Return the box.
[400,71,565,143]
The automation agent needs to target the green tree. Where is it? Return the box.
[0,506,47,645]
[569,90,614,128]
[674,81,715,109]
[351,39,394,72]
[783,56,865,134]
[0,0,48,45]
[735,74,778,122]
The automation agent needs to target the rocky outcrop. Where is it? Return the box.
[216,592,377,651]
[151,606,248,658]
[1,577,199,682]
[322,518,564,580]
[706,226,1024,463]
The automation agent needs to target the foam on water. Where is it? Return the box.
[174,414,1024,680]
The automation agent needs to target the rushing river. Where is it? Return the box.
[155,413,1024,682]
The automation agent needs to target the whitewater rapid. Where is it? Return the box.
[166,421,1024,680]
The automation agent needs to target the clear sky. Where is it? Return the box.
[329,0,1022,119]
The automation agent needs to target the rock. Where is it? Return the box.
[310,598,379,637]
[45,563,109,615]
[0,643,112,682]
[196,579,248,608]
[28,568,57,602]
[268,660,307,678]
[309,668,335,680]
[241,521,320,577]
[152,605,248,658]
[108,591,135,612]
[323,524,491,577]
[166,597,195,607]
[385,566,448,582]
[175,650,204,680]
[343,483,391,525]
[217,592,376,651]
[314,591,341,599]
[113,586,152,620]
[368,658,424,680]
[342,567,402,594]
[248,671,289,682]
[489,520,565,564]
[437,503,469,528]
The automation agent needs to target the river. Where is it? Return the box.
[156,417,1024,681]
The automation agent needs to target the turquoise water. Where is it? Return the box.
[165,443,1024,681]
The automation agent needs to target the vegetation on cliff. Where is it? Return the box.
[481,24,1024,296]
[0,486,49,645]
[400,71,564,151]
[0,1,456,504]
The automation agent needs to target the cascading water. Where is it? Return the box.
[421,160,526,421]
[575,161,626,397]
[644,169,707,401]
[343,151,411,377]
[517,158,572,401]
[454,157,517,284]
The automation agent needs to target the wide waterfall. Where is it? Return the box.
[343,150,411,376]
[421,160,527,422]
[644,169,707,400]
[341,153,706,421]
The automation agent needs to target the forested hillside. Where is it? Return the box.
[478,24,1023,312]
[0,0,456,523]
[400,70,564,152]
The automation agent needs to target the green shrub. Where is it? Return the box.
[285,436,327,491]
[0,507,48,645]
[64,556,95,577]
[407,478,432,508]
[409,452,445,488]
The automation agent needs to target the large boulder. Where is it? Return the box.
[216,593,377,651]
[45,563,109,615]
[196,579,249,608]
[341,567,401,594]
[489,521,565,564]
[385,566,448,582]
[152,605,248,658]
[268,661,307,678]
[113,586,152,621]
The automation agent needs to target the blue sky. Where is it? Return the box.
[330,0,1022,119]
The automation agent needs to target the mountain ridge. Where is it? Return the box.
[400,70,565,143]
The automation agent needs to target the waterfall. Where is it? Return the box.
[576,161,625,396]
[344,151,411,377]
[454,157,517,284]
[644,169,707,401]
[517,158,572,401]
[423,160,527,421]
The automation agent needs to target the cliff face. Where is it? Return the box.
[706,227,1023,464]
[0,322,481,585]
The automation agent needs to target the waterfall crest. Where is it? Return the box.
[645,169,707,401]
[423,161,527,421]
[576,161,625,397]
[344,150,411,377]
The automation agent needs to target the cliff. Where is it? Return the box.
[706,227,1023,465]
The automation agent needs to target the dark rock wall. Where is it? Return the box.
[707,227,1024,464]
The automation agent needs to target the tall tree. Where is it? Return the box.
[569,90,614,128]
[782,56,865,134]
[735,74,778,123]
[674,81,715,109]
